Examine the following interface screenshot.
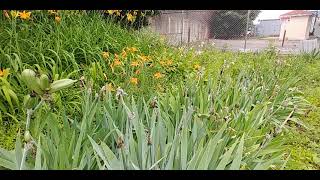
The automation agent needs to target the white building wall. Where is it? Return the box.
[279,16,312,40]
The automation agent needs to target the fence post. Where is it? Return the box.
[187,11,191,45]
[281,30,286,47]
[244,10,251,51]
[181,10,184,46]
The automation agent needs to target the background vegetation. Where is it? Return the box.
[0,10,319,170]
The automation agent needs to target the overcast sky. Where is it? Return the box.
[253,10,292,24]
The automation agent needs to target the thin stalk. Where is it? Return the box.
[19,144,28,170]
[26,109,32,130]
[21,99,45,170]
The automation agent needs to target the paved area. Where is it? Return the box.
[211,39,302,54]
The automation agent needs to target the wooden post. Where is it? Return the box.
[282,30,286,47]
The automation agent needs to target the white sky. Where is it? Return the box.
[253,10,292,24]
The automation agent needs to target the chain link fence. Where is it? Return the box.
[149,10,320,54]
[149,10,259,47]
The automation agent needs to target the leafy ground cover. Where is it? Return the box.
[0,10,319,170]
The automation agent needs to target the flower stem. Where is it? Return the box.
[19,143,28,170]
[21,99,45,170]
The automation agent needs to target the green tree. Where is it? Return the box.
[209,10,260,39]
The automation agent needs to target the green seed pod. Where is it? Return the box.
[40,74,50,91]
[49,79,77,93]
[21,69,44,95]
[24,131,32,142]
[21,69,36,79]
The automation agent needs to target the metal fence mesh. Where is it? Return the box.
[149,10,259,46]
[149,10,320,54]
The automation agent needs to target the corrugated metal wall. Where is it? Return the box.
[149,10,212,45]
[256,19,281,37]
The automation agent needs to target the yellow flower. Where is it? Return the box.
[102,51,110,59]
[131,61,140,67]
[126,47,138,53]
[159,60,166,66]
[113,59,122,66]
[131,47,138,52]
[106,83,115,92]
[48,10,58,15]
[19,11,31,20]
[130,77,138,85]
[135,69,141,75]
[194,64,201,70]
[107,10,114,15]
[166,59,173,66]
[114,10,121,16]
[0,68,10,78]
[114,53,119,60]
[127,13,135,22]
[154,72,163,79]
[10,10,19,18]
[55,16,61,23]
[139,55,151,62]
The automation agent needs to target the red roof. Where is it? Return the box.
[280,10,313,19]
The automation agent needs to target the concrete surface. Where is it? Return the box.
[210,39,302,54]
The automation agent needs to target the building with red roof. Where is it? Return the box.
[279,10,316,40]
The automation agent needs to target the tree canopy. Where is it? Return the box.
[209,10,261,39]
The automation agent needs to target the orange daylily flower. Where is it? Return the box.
[55,16,61,23]
[130,77,138,85]
[127,13,135,22]
[48,10,58,15]
[113,59,122,66]
[166,59,173,66]
[114,10,121,16]
[114,53,119,60]
[135,69,141,75]
[154,72,163,79]
[127,47,138,53]
[139,55,151,62]
[19,11,31,20]
[131,61,140,67]
[159,60,166,66]
[0,68,10,78]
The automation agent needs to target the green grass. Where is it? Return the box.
[0,10,320,170]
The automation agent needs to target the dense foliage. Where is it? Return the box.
[209,10,260,39]
[0,10,319,170]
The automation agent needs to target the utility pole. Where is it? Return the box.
[244,10,251,51]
